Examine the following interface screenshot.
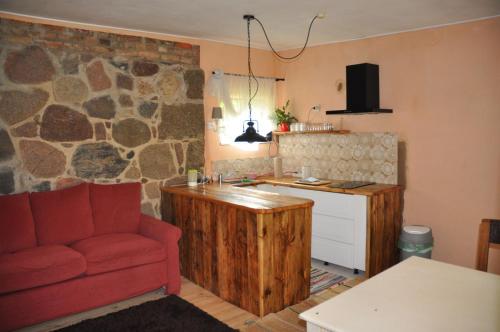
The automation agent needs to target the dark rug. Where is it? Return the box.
[57,295,237,332]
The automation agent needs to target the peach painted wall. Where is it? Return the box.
[275,17,500,272]
[195,40,277,172]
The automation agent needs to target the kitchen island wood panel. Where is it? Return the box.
[161,184,314,317]
[240,177,403,277]
[366,189,402,276]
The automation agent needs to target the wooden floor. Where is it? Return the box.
[20,276,365,332]
[179,276,367,331]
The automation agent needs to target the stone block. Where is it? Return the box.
[95,122,106,140]
[184,69,204,99]
[116,73,133,90]
[124,166,141,179]
[119,94,134,107]
[83,95,116,119]
[4,45,55,84]
[40,104,93,142]
[112,118,151,148]
[145,182,160,199]
[156,70,181,102]
[61,54,79,74]
[138,101,158,118]
[86,60,111,91]
[0,89,49,125]
[0,168,14,194]
[33,181,51,192]
[174,143,184,165]
[0,129,15,162]
[139,143,176,179]
[53,76,89,103]
[132,61,159,76]
[19,140,66,178]
[72,142,129,179]
[158,103,204,140]
[10,121,38,138]
[186,140,204,169]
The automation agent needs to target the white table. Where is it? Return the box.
[300,256,500,332]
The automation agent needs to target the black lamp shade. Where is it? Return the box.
[234,121,268,143]
[211,107,223,119]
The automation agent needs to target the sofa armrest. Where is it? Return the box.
[139,213,181,244]
[139,214,182,294]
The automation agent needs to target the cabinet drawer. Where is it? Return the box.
[312,236,354,269]
[312,213,354,244]
[287,187,363,219]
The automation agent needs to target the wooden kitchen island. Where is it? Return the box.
[161,184,314,317]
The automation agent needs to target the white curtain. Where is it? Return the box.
[208,71,276,145]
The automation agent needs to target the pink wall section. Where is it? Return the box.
[196,40,277,170]
[274,18,500,272]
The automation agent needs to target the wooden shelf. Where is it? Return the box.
[273,130,350,136]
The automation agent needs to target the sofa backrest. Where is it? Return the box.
[31,183,94,245]
[0,192,37,254]
[89,182,141,235]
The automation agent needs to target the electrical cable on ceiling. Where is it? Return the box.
[253,15,322,60]
[246,13,323,120]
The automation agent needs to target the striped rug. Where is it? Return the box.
[310,267,346,294]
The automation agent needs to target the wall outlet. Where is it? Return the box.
[312,105,321,112]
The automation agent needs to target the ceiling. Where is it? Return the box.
[0,0,499,50]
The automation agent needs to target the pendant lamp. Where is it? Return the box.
[235,15,268,143]
[234,14,323,143]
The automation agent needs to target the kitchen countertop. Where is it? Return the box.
[161,183,314,214]
[236,176,401,196]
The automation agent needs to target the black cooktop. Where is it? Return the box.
[329,181,375,189]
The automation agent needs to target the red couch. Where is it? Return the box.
[0,182,181,332]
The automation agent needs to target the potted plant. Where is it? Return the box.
[274,100,297,132]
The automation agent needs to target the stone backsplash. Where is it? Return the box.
[0,18,205,217]
[279,132,398,184]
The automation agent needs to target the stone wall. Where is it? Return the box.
[0,18,205,217]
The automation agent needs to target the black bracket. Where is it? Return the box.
[243,15,255,21]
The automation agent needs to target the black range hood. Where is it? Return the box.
[326,63,392,115]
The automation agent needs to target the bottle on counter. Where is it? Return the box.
[273,157,283,178]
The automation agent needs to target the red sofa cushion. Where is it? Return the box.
[0,193,36,254]
[89,183,141,235]
[31,183,94,246]
[0,245,86,294]
[71,233,166,275]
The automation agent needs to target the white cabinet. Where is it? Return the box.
[255,184,367,271]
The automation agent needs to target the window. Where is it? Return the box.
[208,72,276,145]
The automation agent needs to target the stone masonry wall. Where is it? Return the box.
[0,18,205,217]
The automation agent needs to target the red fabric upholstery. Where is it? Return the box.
[0,182,182,331]
[139,213,182,294]
[89,182,141,235]
[71,233,166,275]
[31,183,94,245]
[0,261,167,332]
[0,245,86,294]
[0,193,36,254]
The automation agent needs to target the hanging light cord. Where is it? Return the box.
[253,15,320,60]
[247,17,259,121]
